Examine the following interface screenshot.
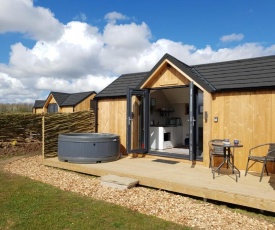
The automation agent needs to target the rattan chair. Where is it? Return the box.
[245,143,275,182]
[208,139,224,171]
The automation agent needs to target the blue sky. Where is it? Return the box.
[0,0,275,103]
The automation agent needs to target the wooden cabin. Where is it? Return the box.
[33,91,96,114]
[95,53,275,174]
[32,100,45,114]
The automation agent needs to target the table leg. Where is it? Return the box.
[212,146,241,182]
[227,147,240,181]
[212,147,227,179]
[226,147,229,169]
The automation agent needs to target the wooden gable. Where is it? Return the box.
[43,94,60,113]
[141,60,190,89]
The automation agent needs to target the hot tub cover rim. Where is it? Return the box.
[58,133,120,142]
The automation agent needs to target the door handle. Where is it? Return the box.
[192,116,196,126]
[188,117,196,126]
[128,117,133,125]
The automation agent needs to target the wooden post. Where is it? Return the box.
[42,114,45,159]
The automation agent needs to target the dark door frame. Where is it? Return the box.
[126,88,149,153]
[126,84,202,161]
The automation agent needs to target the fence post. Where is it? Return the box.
[42,114,45,159]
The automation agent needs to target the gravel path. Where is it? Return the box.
[3,155,275,230]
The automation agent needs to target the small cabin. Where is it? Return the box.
[32,100,45,114]
[33,91,96,114]
[95,53,275,173]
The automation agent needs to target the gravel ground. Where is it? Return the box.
[2,155,275,230]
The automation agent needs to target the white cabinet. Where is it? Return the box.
[150,126,183,150]
[150,126,167,150]
[150,127,160,149]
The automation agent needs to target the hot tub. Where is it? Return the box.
[58,133,120,163]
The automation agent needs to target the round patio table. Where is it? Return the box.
[212,141,243,182]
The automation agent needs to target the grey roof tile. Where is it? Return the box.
[192,55,275,91]
[93,54,275,99]
[33,100,45,108]
[96,72,149,98]
[61,91,96,106]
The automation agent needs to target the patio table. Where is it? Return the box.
[212,141,243,182]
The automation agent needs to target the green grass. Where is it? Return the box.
[0,170,191,230]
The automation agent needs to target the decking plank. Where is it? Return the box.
[43,156,275,213]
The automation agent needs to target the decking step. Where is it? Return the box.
[100,174,139,190]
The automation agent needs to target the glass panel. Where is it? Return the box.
[197,90,203,157]
[189,83,203,160]
[130,94,145,150]
[127,88,149,153]
[189,82,194,161]
[47,103,58,113]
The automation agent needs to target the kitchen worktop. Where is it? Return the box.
[150,124,181,127]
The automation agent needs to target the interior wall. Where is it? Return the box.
[150,90,171,125]
[171,103,189,144]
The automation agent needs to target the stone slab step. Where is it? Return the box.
[100,174,139,190]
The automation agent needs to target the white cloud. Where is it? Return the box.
[35,75,115,93]
[9,21,104,77]
[0,3,275,103]
[74,12,87,22]
[0,0,64,41]
[0,72,36,103]
[104,11,128,24]
[220,33,244,43]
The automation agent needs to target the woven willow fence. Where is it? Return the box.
[43,111,95,158]
[0,113,42,142]
[0,111,95,158]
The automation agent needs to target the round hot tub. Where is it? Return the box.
[58,133,120,163]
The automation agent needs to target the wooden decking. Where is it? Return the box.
[43,156,275,213]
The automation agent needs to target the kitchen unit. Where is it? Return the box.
[150,125,183,150]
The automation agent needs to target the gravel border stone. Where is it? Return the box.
[3,155,275,230]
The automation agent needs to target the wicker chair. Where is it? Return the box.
[245,143,275,182]
[208,139,224,171]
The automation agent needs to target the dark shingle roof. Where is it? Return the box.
[96,72,149,98]
[45,91,96,107]
[33,100,45,108]
[50,92,71,105]
[192,55,275,91]
[61,91,96,106]
[95,54,275,98]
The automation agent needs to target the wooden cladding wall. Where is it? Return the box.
[96,89,275,174]
[60,107,74,113]
[43,111,95,158]
[209,90,275,172]
[74,93,96,112]
[33,108,44,114]
[97,98,127,154]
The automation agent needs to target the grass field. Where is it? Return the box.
[0,170,191,230]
